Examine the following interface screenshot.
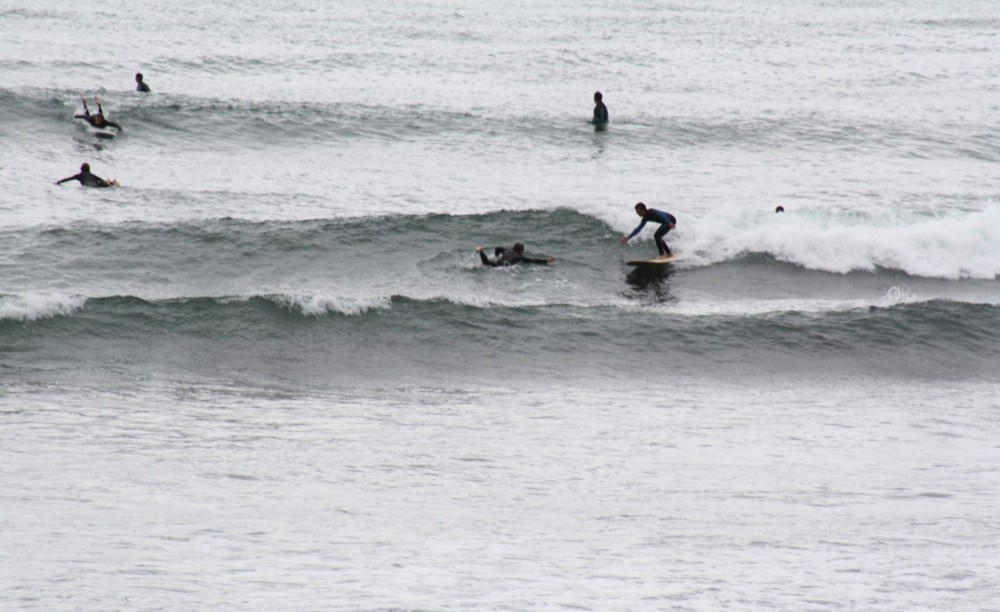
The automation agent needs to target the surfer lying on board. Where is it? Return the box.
[475,244,555,266]
[621,202,676,257]
[55,163,117,188]
[74,95,122,130]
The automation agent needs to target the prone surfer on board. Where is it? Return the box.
[55,163,118,188]
[75,95,122,131]
[621,202,676,258]
[475,243,555,266]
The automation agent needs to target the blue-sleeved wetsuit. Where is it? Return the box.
[627,208,676,255]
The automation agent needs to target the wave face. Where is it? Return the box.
[5,84,1000,177]
[4,289,1000,386]
[3,207,1000,387]
[3,206,1000,287]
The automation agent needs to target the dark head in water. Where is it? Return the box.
[135,72,150,92]
[775,206,785,213]
[512,242,525,254]
[594,91,603,103]
[80,162,91,173]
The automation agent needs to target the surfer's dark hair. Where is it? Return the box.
[635,202,646,212]
[513,242,525,253]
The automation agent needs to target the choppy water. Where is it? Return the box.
[2,0,999,609]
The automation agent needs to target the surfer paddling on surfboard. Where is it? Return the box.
[74,95,121,131]
[55,163,119,188]
[621,202,676,260]
[475,243,555,267]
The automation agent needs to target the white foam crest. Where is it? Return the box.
[270,293,392,317]
[439,292,553,309]
[877,285,918,307]
[260,289,601,315]
[665,294,926,317]
[0,294,87,321]
[679,202,1000,280]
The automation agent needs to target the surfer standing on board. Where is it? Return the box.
[621,202,676,258]
[75,95,122,131]
[475,243,555,266]
[55,163,117,188]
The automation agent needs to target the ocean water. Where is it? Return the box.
[2,0,999,609]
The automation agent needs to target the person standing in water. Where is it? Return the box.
[135,72,151,92]
[621,202,677,258]
[592,91,609,126]
[475,243,555,266]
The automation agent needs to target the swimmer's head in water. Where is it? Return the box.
[81,163,91,172]
[513,243,525,254]
[135,72,144,82]
[775,206,785,213]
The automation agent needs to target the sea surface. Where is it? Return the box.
[2,0,999,610]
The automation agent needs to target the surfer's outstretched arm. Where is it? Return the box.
[55,163,112,187]
[475,246,498,267]
[622,219,648,243]
[74,95,91,120]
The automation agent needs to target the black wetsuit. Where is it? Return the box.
[56,170,112,188]
[593,101,609,125]
[479,247,549,267]
[75,103,122,130]
[136,82,150,93]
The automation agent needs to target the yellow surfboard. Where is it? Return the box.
[626,253,678,266]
